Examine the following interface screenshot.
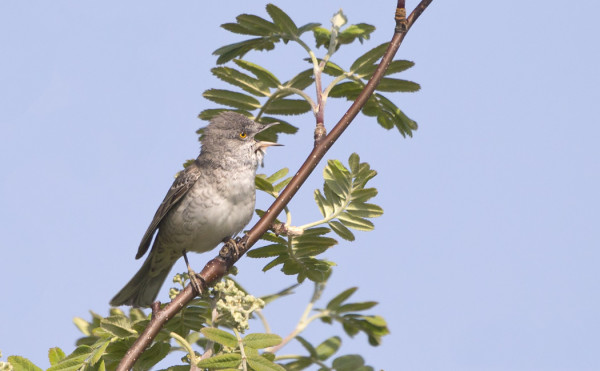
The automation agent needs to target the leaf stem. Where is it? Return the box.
[233,328,248,371]
[265,283,326,354]
[255,309,271,334]
[170,331,197,366]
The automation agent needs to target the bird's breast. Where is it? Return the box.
[158,168,257,254]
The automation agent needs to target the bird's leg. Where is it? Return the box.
[182,249,204,295]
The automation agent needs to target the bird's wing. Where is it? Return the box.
[135,161,202,259]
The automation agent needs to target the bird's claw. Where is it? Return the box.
[182,249,204,295]
[220,237,241,259]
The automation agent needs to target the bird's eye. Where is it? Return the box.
[239,132,247,139]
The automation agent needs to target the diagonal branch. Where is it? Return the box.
[116,1,432,369]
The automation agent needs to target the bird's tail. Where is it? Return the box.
[110,252,174,308]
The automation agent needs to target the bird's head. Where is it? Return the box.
[201,111,282,167]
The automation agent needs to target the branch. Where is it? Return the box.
[116,1,432,369]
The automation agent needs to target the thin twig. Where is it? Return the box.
[116,1,432,369]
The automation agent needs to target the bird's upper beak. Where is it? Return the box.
[256,122,283,150]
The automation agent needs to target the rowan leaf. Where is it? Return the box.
[201,328,238,348]
[315,336,342,361]
[328,221,355,241]
[196,353,242,369]
[375,77,421,93]
[203,89,261,110]
[211,66,270,96]
[266,4,298,36]
[263,98,311,115]
[234,59,281,87]
[243,333,282,349]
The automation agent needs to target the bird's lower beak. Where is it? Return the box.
[257,141,283,151]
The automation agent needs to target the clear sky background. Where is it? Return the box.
[1,1,599,370]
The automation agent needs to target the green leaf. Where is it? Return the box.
[301,226,331,236]
[328,221,355,241]
[375,77,420,93]
[264,98,312,115]
[350,43,388,73]
[237,14,280,34]
[243,333,282,349]
[285,68,315,91]
[304,261,332,283]
[262,352,276,362]
[336,301,378,313]
[198,108,252,122]
[315,336,342,361]
[314,189,334,217]
[255,175,275,193]
[48,347,66,366]
[298,22,321,35]
[358,59,415,79]
[258,231,287,244]
[266,168,289,183]
[100,316,136,338]
[201,327,238,348]
[211,67,270,96]
[332,355,366,371]
[324,159,351,197]
[136,342,171,370]
[337,212,374,231]
[247,353,286,371]
[328,81,363,99]
[336,314,390,346]
[283,357,313,371]
[196,353,242,369]
[313,27,331,48]
[73,317,91,336]
[89,341,110,366]
[247,244,287,258]
[338,23,375,45]
[234,59,281,87]
[47,346,92,371]
[266,4,298,36]
[346,203,383,218]
[273,177,292,192]
[350,188,378,203]
[374,93,418,135]
[182,305,208,331]
[213,38,276,65]
[260,283,300,304]
[221,22,264,36]
[348,153,360,174]
[7,356,43,371]
[155,366,191,371]
[129,308,147,322]
[262,255,288,272]
[295,336,317,357]
[203,89,261,110]
[327,287,357,310]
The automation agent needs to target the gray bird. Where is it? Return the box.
[110,112,280,307]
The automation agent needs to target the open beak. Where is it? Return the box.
[256,122,284,150]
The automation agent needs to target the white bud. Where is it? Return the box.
[331,9,347,29]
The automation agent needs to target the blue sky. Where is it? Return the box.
[1,1,599,370]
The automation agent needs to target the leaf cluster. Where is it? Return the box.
[196,328,283,370]
[321,288,390,346]
[215,4,320,64]
[198,3,420,144]
[250,153,383,284]
[323,42,420,136]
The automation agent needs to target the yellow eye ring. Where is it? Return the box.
[239,132,247,139]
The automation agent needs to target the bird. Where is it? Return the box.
[110,111,281,307]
